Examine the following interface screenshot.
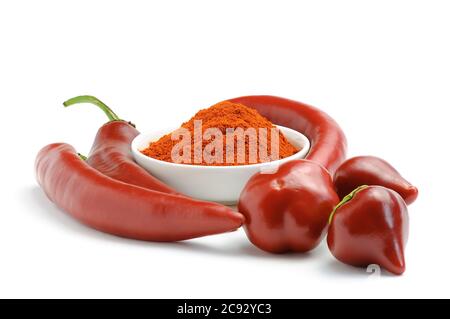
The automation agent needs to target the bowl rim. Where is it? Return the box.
[131,125,310,170]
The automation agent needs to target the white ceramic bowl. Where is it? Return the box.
[131,125,310,204]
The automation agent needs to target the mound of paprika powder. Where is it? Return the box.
[141,101,298,166]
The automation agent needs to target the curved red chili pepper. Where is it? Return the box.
[327,185,409,275]
[36,143,244,241]
[63,96,177,194]
[227,95,347,174]
[230,96,346,253]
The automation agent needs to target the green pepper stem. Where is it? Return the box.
[78,153,88,161]
[328,185,369,224]
[63,95,121,122]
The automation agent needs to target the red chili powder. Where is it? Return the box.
[141,101,299,166]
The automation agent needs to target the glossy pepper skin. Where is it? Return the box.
[63,95,178,194]
[327,186,409,275]
[334,156,418,205]
[238,160,340,253]
[228,95,347,175]
[36,143,244,241]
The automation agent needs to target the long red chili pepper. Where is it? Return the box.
[63,95,177,194]
[227,95,347,174]
[36,143,244,241]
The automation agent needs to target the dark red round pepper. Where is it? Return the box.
[238,160,340,253]
[63,95,178,194]
[334,156,418,205]
[36,143,244,241]
[227,95,347,174]
[327,185,409,275]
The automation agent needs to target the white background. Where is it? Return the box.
[1,0,449,298]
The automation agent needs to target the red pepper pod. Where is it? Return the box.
[333,156,418,205]
[238,160,340,253]
[227,95,347,175]
[327,185,409,275]
[63,96,178,194]
[87,120,179,194]
[36,143,244,241]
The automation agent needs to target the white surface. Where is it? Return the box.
[0,0,449,299]
[132,125,310,203]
